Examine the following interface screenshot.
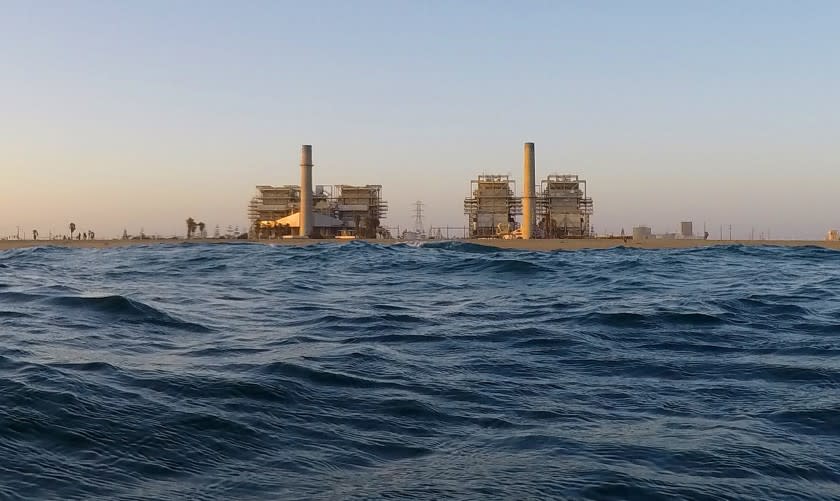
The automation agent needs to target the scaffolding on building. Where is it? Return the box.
[313,185,335,216]
[250,184,388,239]
[463,175,522,238]
[537,175,593,238]
[248,185,301,236]
[334,185,388,238]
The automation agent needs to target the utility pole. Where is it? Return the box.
[719,225,723,241]
[729,224,732,241]
[751,227,754,240]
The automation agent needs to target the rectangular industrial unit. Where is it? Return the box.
[248,185,300,227]
[464,175,522,237]
[537,174,593,238]
[334,185,388,238]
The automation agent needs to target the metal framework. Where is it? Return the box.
[463,174,522,237]
[537,174,593,238]
[334,185,388,237]
[248,185,300,228]
[249,184,388,239]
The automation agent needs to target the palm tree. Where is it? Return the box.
[185,217,196,238]
[32,229,38,240]
[198,222,206,238]
[69,222,76,239]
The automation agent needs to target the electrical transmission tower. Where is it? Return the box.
[413,201,425,235]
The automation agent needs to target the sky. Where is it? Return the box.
[1,1,838,239]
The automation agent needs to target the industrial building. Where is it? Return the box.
[248,185,300,223]
[334,185,388,237]
[537,174,593,238]
[248,146,388,239]
[463,175,522,237]
[464,143,594,239]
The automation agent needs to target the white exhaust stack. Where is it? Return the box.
[299,145,313,238]
[522,142,535,239]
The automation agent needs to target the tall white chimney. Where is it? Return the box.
[522,142,535,239]
[299,145,313,238]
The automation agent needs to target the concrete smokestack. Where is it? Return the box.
[522,142,536,239]
[299,145,313,238]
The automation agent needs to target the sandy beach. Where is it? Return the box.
[2,238,838,252]
[478,238,840,251]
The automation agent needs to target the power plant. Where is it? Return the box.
[251,142,598,240]
[248,145,388,239]
[464,142,593,238]
[333,185,388,233]
[463,175,522,238]
[538,175,593,238]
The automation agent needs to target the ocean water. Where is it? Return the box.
[1,242,839,500]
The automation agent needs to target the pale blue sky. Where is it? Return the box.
[1,1,838,238]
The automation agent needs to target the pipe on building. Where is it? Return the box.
[522,142,535,239]
[300,145,313,237]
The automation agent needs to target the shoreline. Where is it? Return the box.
[2,238,839,252]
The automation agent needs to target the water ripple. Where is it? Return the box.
[1,242,839,499]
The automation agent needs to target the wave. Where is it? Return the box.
[412,240,507,253]
[47,295,214,332]
[1,242,839,499]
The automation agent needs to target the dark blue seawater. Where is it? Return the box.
[2,242,840,500]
